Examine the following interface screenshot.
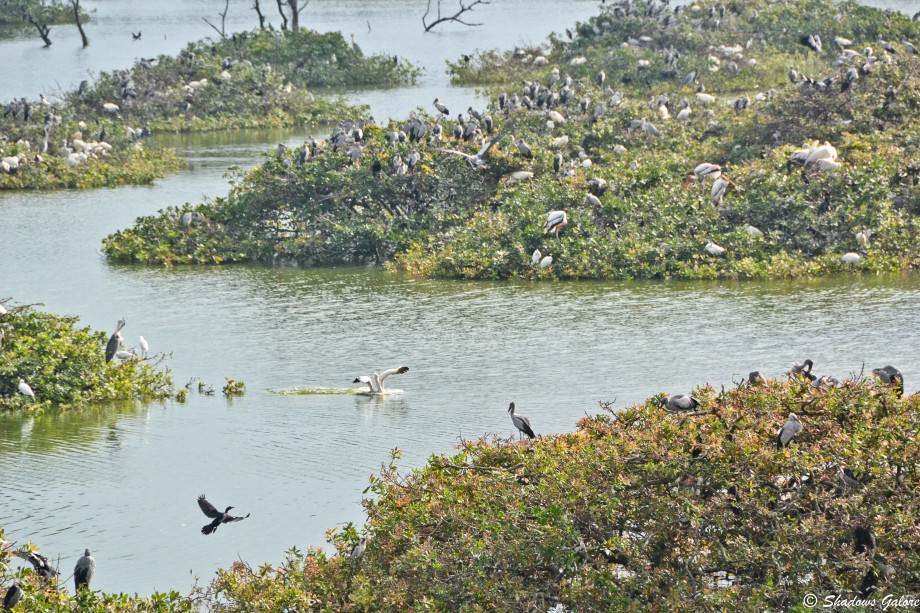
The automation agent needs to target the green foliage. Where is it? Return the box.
[198,379,920,610]
[0,0,90,28]
[0,302,173,412]
[103,0,920,280]
[221,377,245,397]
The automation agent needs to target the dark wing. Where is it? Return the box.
[224,512,250,523]
[198,495,221,518]
[4,584,23,609]
[201,517,221,535]
[73,559,92,589]
[475,133,504,159]
[105,334,119,362]
[518,415,536,439]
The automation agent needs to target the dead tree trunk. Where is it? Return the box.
[24,12,52,46]
[422,0,490,32]
[275,0,288,30]
[69,0,89,47]
[253,0,266,30]
[287,0,308,30]
[203,0,230,38]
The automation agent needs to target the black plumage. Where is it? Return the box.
[198,495,250,535]
[3,584,22,610]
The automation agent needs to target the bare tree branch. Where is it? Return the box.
[203,0,230,38]
[23,12,52,46]
[253,0,266,30]
[275,0,288,30]
[287,0,309,30]
[423,0,490,32]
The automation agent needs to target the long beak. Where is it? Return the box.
[682,175,693,191]
[723,176,738,188]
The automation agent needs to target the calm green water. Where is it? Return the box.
[2,0,920,598]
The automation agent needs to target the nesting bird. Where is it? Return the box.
[105,318,126,362]
[543,211,568,237]
[74,549,95,591]
[776,413,803,448]
[507,402,536,440]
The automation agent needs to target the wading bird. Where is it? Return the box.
[433,98,450,116]
[776,413,803,448]
[139,336,149,357]
[353,366,409,394]
[105,319,126,362]
[508,402,535,440]
[3,584,22,610]
[350,537,367,559]
[197,495,250,535]
[658,394,700,411]
[74,549,95,591]
[872,365,903,397]
[18,379,34,400]
[543,210,568,237]
[436,134,502,169]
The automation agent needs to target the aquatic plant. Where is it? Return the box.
[0,302,173,412]
[221,378,246,397]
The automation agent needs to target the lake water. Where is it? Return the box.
[1,0,919,598]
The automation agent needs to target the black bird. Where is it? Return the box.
[197,494,250,535]
[74,549,95,591]
[854,526,876,555]
[791,359,815,382]
[3,584,22,610]
[800,34,823,54]
[508,402,536,440]
[132,31,142,40]
[17,551,58,578]
[371,159,382,176]
[747,371,766,386]
[872,365,903,397]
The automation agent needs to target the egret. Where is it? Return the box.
[872,365,903,397]
[841,252,861,264]
[350,537,367,559]
[433,98,450,116]
[705,241,726,256]
[436,133,502,169]
[544,211,568,237]
[353,366,409,394]
[532,249,541,266]
[855,230,870,248]
[776,413,803,448]
[74,549,95,591]
[139,336,149,357]
[197,495,250,535]
[115,350,136,360]
[3,584,22,610]
[585,194,601,208]
[105,319,126,363]
[18,379,34,399]
[538,255,553,269]
[0,303,7,315]
[508,402,536,440]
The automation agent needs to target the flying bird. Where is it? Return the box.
[197,495,250,535]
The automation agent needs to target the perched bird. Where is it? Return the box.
[17,551,58,578]
[543,210,568,237]
[854,526,876,555]
[139,336,149,357]
[838,466,862,488]
[872,365,903,397]
[776,413,803,449]
[350,537,367,560]
[532,249,541,265]
[748,371,766,386]
[659,394,700,412]
[791,359,814,377]
[74,549,95,591]
[840,252,861,264]
[684,163,726,190]
[105,319,126,362]
[433,98,450,116]
[18,379,34,400]
[538,255,553,269]
[705,241,726,256]
[197,495,250,535]
[508,402,536,440]
[3,584,22,610]
[353,366,409,394]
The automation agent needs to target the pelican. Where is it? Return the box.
[139,335,149,357]
[353,366,409,394]
[436,133,502,169]
[544,210,567,237]
[74,549,95,591]
[105,319,126,362]
[197,495,250,535]
[18,379,34,399]
[433,98,450,116]
[507,402,535,440]
[872,365,903,397]
[776,413,803,448]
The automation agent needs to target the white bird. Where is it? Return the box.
[436,134,501,169]
[544,210,568,237]
[350,537,367,559]
[139,336,149,357]
[18,379,34,399]
[102,102,120,114]
[705,241,726,256]
[507,170,534,182]
[115,350,136,360]
[841,252,861,264]
[0,303,6,315]
[745,225,764,236]
[538,255,553,269]
[710,178,730,205]
[855,230,870,248]
[676,107,692,121]
[532,249,542,265]
[353,366,409,394]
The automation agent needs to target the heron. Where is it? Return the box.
[139,336,149,357]
[105,319,126,363]
[74,549,95,591]
[776,413,803,448]
[353,366,409,394]
[197,495,250,535]
[544,211,567,237]
[350,537,367,559]
[658,394,700,412]
[508,402,535,440]
[435,133,502,169]
[872,365,903,397]
[433,98,450,116]
[514,138,534,159]
[748,371,766,386]
[3,584,22,610]
[18,379,34,399]
[531,249,541,265]
[350,34,362,55]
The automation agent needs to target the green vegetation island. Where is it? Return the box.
[0,29,416,190]
[2,375,915,610]
[104,0,920,280]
